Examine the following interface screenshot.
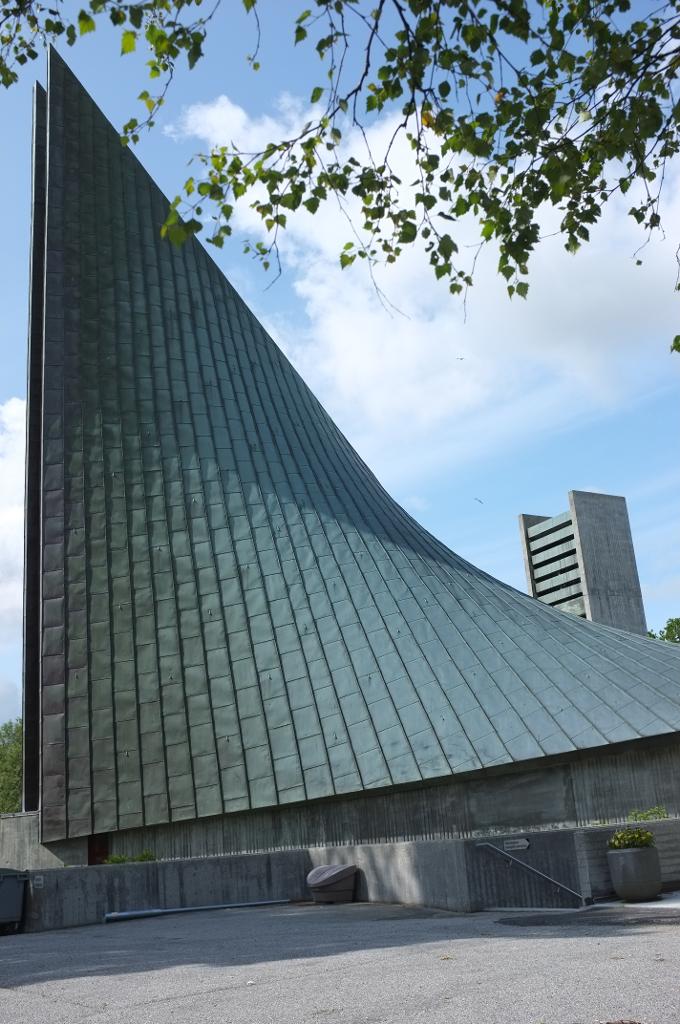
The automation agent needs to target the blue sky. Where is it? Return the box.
[1,10,679,721]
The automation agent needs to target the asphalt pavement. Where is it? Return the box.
[0,901,678,1024]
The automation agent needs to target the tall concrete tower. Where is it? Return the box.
[519,490,647,635]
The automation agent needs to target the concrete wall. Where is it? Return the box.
[375,823,680,909]
[17,817,680,932]
[466,819,680,907]
[21,840,471,933]
[0,812,87,870]
[467,830,586,910]
[570,740,680,825]
[104,736,680,863]
[22,849,310,932]
[308,840,472,913]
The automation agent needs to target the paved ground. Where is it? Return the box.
[1,902,679,1024]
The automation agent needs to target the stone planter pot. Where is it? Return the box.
[607,847,661,901]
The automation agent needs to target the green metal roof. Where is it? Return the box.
[27,50,680,842]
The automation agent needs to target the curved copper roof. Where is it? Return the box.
[27,50,680,841]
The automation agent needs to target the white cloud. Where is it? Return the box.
[170,93,680,491]
[0,399,25,644]
[0,398,25,723]
[0,673,21,726]
[402,495,430,515]
[166,92,318,153]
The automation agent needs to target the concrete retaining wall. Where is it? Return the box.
[308,840,472,912]
[6,736,680,931]
[21,839,471,933]
[20,818,680,933]
[464,819,680,907]
[467,830,586,909]
[22,849,310,932]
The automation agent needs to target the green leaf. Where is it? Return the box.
[138,90,155,113]
[672,335,680,354]
[516,281,529,299]
[399,220,417,244]
[438,234,455,260]
[164,217,202,246]
[310,86,323,104]
[78,10,96,35]
[121,30,136,55]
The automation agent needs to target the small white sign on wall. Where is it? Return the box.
[503,838,530,852]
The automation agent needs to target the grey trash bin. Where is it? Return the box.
[0,870,29,934]
[307,865,356,904]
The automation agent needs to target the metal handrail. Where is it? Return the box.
[475,842,591,906]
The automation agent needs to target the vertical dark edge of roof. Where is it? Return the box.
[22,80,47,814]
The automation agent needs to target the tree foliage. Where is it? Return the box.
[2,1,679,348]
[648,616,680,642]
[0,718,22,814]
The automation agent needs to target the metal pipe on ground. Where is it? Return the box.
[104,898,291,923]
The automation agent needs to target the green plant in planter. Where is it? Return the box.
[607,827,661,901]
[608,827,655,850]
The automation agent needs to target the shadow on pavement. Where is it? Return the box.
[1,901,678,989]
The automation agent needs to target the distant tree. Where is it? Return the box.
[1,1,679,349]
[0,718,22,814]
[648,617,680,643]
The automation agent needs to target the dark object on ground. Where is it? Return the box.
[307,865,357,903]
[0,869,28,934]
[105,899,289,924]
[607,847,662,901]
